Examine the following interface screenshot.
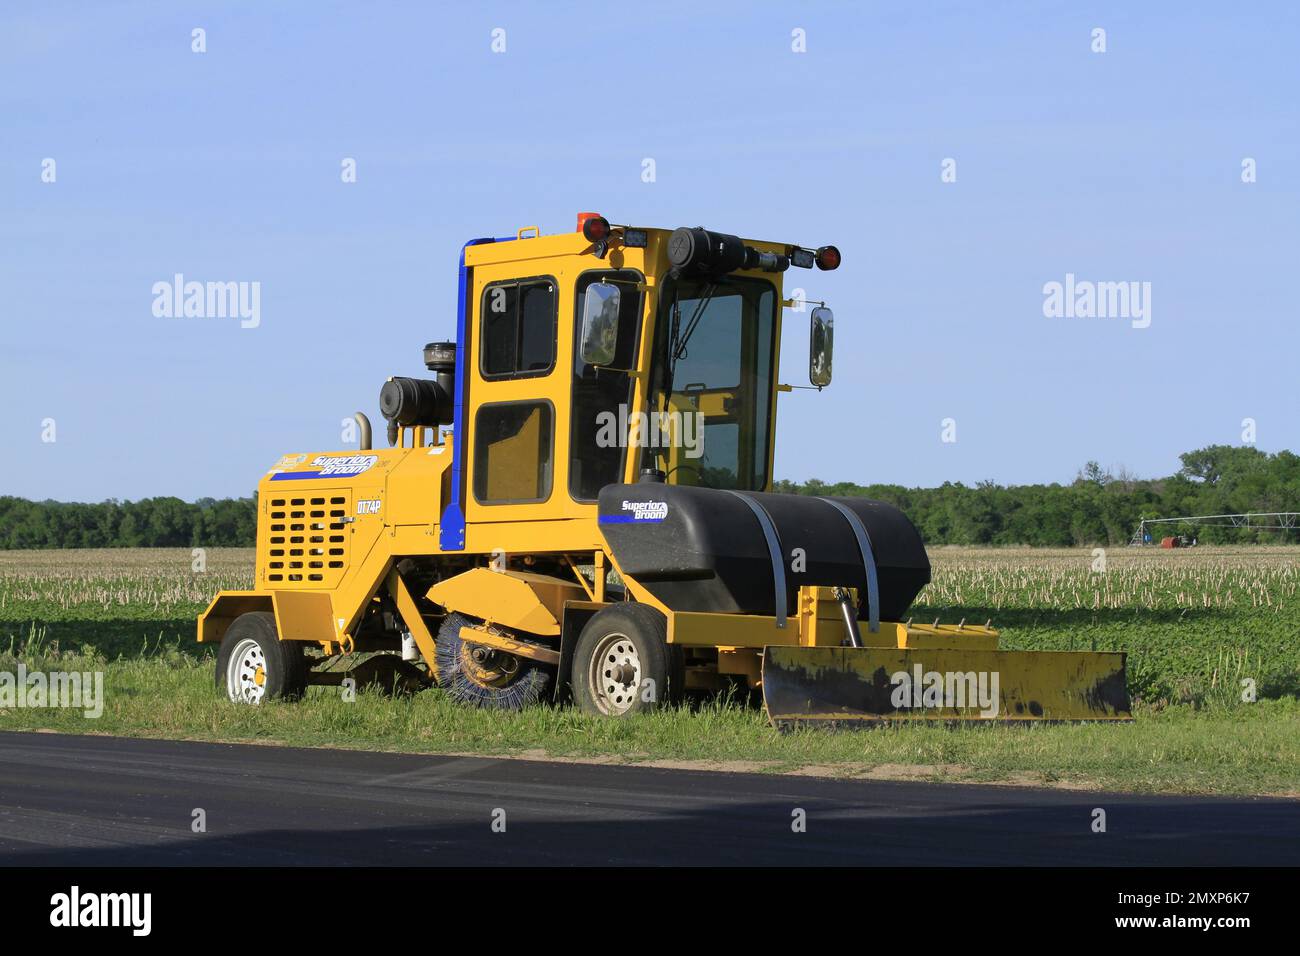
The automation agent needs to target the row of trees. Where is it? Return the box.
[1,446,1296,549]
[775,445,1300,547]
[0,496,257,550]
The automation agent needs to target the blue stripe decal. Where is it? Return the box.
[270,471,330,481]
[598,515,665,524]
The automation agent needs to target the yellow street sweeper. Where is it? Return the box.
[198,214,1131,725]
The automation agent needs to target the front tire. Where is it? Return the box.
[572,604,683,717]
[215,612,307,704]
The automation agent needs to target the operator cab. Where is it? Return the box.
[373,214,840,549]
[572,218,840,494]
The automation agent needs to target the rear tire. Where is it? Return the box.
[572,603,683,717]
[215,612,307,704]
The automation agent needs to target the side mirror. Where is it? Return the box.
[809,306,833,387]
[580,282,620,366]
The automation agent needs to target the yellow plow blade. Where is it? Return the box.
[761,646,1131,727]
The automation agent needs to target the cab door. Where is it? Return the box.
[464,255,574,545]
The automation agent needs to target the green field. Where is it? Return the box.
[1,546,1298,795]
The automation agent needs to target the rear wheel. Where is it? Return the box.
[435,612,552,710]
[215,612,308,704]
[572,604,683,717]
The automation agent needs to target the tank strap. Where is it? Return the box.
[817,497,880,633]
[724,491,787,629]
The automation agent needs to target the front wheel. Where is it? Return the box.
[215,612,307,704]
[571,604,683,717]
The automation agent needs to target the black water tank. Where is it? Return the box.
[596,483,931,621]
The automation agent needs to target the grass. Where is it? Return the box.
[1,546,1299,796]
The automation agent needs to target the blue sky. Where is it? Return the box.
[2,1,1296,502]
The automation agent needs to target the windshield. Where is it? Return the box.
[641,276,777,490]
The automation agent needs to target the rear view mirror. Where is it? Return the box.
[580,282,620,366]
[809,306,833,387]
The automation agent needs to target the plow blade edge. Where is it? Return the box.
[762,646,1131,727]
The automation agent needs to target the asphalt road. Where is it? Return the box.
[0,731,1294,866]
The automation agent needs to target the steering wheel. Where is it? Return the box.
[661,463,715,488]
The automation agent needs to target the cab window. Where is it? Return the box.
[480,277,557,379]
[473,401,554,503]
[570,271,642,501]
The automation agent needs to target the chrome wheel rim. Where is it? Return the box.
[227,638,268,704]
[588,632,641,716]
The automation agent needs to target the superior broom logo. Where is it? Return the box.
[308,454,377,476]
[889,665,1001,717]
[270,454,378,480]
[599,499,669,525]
